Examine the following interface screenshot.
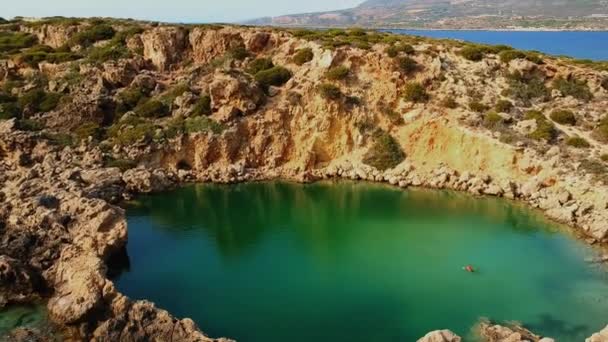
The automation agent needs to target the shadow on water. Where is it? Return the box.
[529,314,589,341]
[126,181,559,259]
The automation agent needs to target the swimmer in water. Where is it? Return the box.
[463,265,475,273]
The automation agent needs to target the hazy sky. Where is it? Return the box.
[3,0,363,23]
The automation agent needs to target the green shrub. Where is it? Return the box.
[18,89,61,112]
[525,111,557,142]
[348,28,366,36]
[601,77,608,91]
[383,109,404,125]
[483,111,504,129]
[461,46,485,61]
[494,99,513,113]
[184,116,225,134]
[74,122,102,140]
[601,154,608,162]
[506,73,549,104]
[42,132,74,147]
[0,31,37,53]
[108,118,155,145]
[594,116,608,143]
[397,56,418,74]
[363,130,405,171]
[386,43,414,57]
[87,43,130,63]
[440,97,458,109]
[553,77,593,101]
[118,87,147,110]
[16,45,80,66]
[247,58,274,75]
[325,66,350,80]
[15,118,44,131]
[190,95,212,116]
[550,110,576,125]
[498,50,526,63]
[403,82,429,103]
[0,92,20,120]
[255,66,292,90]
[469,100,489,113]
[293,48,314,65]
[135,100,169,118]
[318,83,342,100]
[68,24,115,47]
[566,136,590,148]
[227,46,249,60]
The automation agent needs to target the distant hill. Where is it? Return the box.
[247,0,608,30]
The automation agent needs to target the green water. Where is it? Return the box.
[0,305,51,338]
[115,181,608,341]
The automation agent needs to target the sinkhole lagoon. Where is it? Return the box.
[114,181,608,341]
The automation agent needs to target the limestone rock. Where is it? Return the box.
[587,325,608,342]
[123,168,174,194]
[418,330,461,342]
[142,26,188,71]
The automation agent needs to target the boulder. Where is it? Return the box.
[123,168,174,194]
[587,325,608,342]
[142,26,188,71]
[418,330,461,342]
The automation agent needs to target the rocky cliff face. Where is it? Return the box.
[1,17,608,341]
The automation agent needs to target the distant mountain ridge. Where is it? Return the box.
[247,0,608,30]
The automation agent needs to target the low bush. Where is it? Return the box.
[525,110,558,142]
[227,46,249,60]
[255,66,292,90]
[18,89,62,112]
[469,100,489,113]
[325,66,350,81]
[293,48,314,65]
[553,77,593,101]
[118,87,147,110]
[15,118,44,131]
[397,56,418,74]
[247,58,274,75]
[0,31,37,54]
[385,43,414,57]
[566,136,590,148]
[318,83,342,100]
[16,45,80,66]
[593,116,608,143]
[494,99,513,113]
[87,43,130,63]
[549,110,577,125]
[68,24,115,47]
[184,116,225,134]
[601,154,608,162]
[190,95,212,116]
[440,97,458,109]
[74,122,102,141]
[505,72,549,104]
[499,50,526,64]
[460,46,485,61]
[134,100,169,118]
[42,132,73,147]
[602,77,608,91]
[107,118,155,145]
[363,130,405,171]
[483,111,504,129]
[403,82,429,103]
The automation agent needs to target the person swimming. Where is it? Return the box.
[463,265,475,273]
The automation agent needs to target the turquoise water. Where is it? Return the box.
[0,305,51,338]
[384,30,608,61]
[115,182,608,341]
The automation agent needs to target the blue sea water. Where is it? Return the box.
[384,30,608,61]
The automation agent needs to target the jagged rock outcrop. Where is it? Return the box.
[142,26,188,71]
[587,325,608,342]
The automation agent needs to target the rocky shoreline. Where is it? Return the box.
[1,17,608,341]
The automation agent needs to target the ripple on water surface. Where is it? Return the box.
[114,181,608,342]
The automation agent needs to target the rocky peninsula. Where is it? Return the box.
[1,17,608,341]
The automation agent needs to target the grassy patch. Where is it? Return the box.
[107,117,155,145]
[247,58,274,75]
[318,83,342,100]
[293,48,314,65]
[363,129,405,171]
[397,56,418,74]
[385,43,414,57]
[483,111,504,130]
[494,99,513,113]
[134,100,170,118]
[255,66,292,90]
[0,31,37,54]
[68,24,115,47]
[325,66,350,81]
[74,122,102,141]
[403,82,429,103]
[18,89,62,113]
[549,110,576,125]
[525,110,558,142]
[553,77,592,101]
[15,118,44,131]
[469,100,489,113]
[566,136,590,148]
[190,95,212,116]
[184,116,225,134]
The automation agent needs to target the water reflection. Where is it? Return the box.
[128,181,559,258]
